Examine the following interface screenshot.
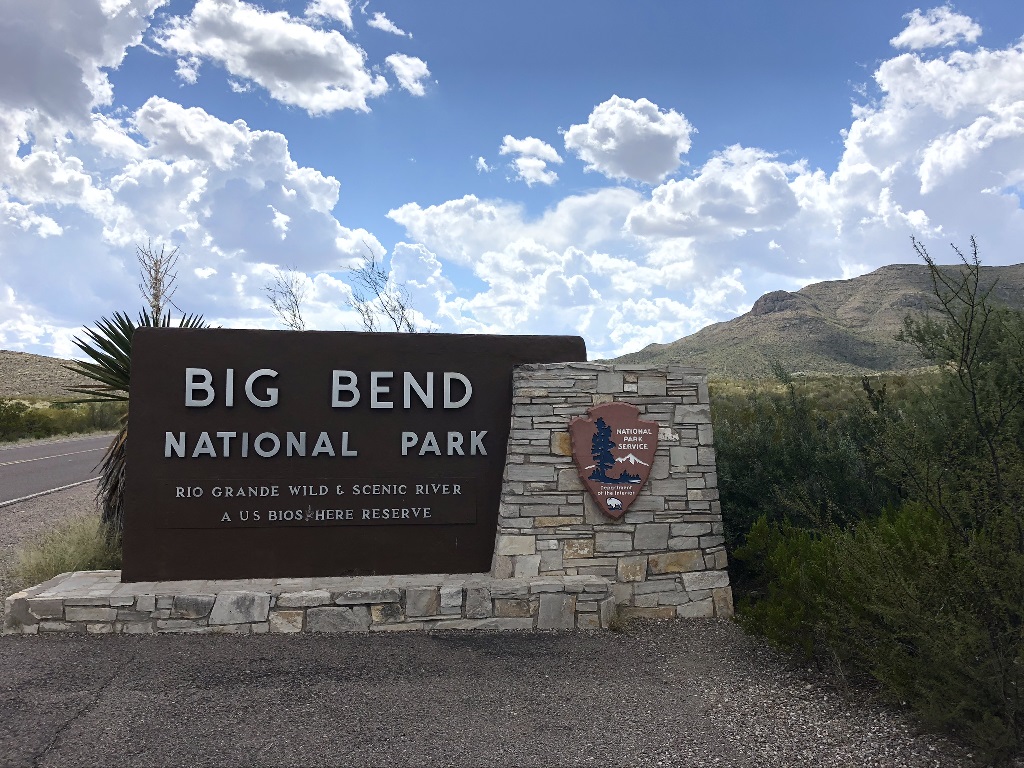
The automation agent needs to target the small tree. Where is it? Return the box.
[348,245,421,332]
[264,267,308,331]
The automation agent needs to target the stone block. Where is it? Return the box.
[371,603,404,624]
[491,555,514,579]
[65,607,116,623]
[276,590,332,608]
[616,555,647,583]
[535,516,583,527]
[671,522,712,537]
[27,598,64,620]
[87,623,114,634]
[172,594,216,619]
[432,617,535,631]
[209,592,271,625]
[439,586,463,615]
[674,403,711,424]
[597,371,623,393]
[700,535,726,549]
[135,595,156,613]
[638,376,667,396]
[599,597,616,629]
[507,464,556,482]
[495,535,535,556]
[563,539,594,559]
[537,594,575,630]
[577,612,601,630]
[677,599,715,618]
[406,587,440,617]
[648,551,704,575]
[697,447,716,465]
[334,588,402,605]
[669,537,699,550]
[698,423,714,446]
[550,432,572,457]
[557,468,583,490]
[713,587,735,618]
[621,606,675,620]
[670,446,698,471]
[306,606,370,632]
[157,619,206,631]
[682,570,730,591]
[465,587,491,619]
[539,548,563,573]
[494,598,532,618]
[269,610,304,633]
[513,554,541,578]
[118,621,154,634]
[633,524,669,551]
[595,532,633,553]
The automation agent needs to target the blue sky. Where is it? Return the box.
[2,1,1024,359]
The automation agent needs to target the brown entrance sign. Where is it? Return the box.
[570,402,658,519]
[123,328,585,581]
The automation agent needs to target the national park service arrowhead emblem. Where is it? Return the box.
[569,402,658,520]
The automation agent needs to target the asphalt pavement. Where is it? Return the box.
[0,622,969,768]
[0,435,110,505]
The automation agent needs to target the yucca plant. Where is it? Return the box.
[65,309,206,536]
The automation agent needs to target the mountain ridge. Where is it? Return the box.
[614,262,1024,378]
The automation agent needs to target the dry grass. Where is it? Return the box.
[10,513,121,593]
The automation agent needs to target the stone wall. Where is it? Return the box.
[492,363,733,619]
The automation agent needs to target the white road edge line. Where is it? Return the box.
[0,447,104,467]
[0,477,98,509]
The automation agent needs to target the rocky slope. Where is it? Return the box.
[0,349,91,400]
[615,263,1024,377]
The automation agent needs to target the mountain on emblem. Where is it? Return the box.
[569,401,658,520]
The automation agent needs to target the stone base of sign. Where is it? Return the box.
[494,362,734,619]
[3,570,615,635]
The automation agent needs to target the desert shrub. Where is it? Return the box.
[724,238,1024,762]
[0,398,124,442]
[12,514,122,592]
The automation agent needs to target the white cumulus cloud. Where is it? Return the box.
[305,0,353,28]
[499,135,562,186]
[563,95,695,184]
[385,54,430,96]
[890,6,982,50]
[367,11,410,37]
[156,0,389,114]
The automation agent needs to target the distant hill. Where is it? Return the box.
[614,263,1024,378]
[0,350,91,401]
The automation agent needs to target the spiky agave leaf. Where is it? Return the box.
[63,309,207,533]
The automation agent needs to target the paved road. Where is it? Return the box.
[0,622,967,768]
[0,435,110,505]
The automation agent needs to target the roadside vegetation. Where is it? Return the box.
[0,398,123,443]
[714,238,1024,764]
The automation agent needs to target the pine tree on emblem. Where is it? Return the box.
[589,417,618,483]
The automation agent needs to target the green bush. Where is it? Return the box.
[721,239,1024,763]
[0,398,124,442]
[11,514,122,591]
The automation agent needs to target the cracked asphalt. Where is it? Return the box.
[1,622,972,768]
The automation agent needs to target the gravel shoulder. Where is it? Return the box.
[0,487,977,768]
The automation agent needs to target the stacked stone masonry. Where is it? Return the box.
[492,363,734,620]
[4,571,614,634]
